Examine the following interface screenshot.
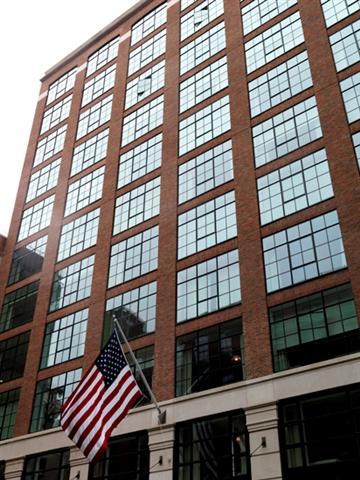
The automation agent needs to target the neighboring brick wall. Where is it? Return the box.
[0,235,6,265]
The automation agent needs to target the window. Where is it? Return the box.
[180,21,226,75]
[321,0,360,28]
[30,369,81,432]
[0,281,39,332]
[57,208,100,261]
[177,249,241,323]
[76,95,112,140]
[263,210,347,293]
[49,255,94,312]
[113,177,161,234]
[86,37,120,77]
[121,95,164,147]
[89,432,149,480]
[105,282,157,341]
[71,129,109,177]
[64,166,105,216]
[257,149,334,225]
[179,95,231,156]
[178,190,237,259]
[40,309,88,368]
[131,2,167,45]
[279,385,360,478]
[18,195,55,241]
[180,0,224,41]
[180,56,228,113]
[242,0,297,35]
[340,71,360,123]
[245,12,304,74]
[118,134,162,188]
[23,450,70,480]
[8,235,47,285]
[33,125,67,167]
[47,68,77,105]
[0,389,20,440]
[82,64,116,107]
[0,332,29,382]
[248,50,312,117]
[178,140,233,204]
[270,283,359,372]
[330,19,360,71]
[253,96,322,168]
[26,158,61,202]
[40,95,72,134]
[176,318,244,396]
[126,346,154,405]
[128,29,166,76]
[125,60,165,110]
[181,0,197,10]
[175,411,250,480]
[108,226,158,288]
[352,131,360,169]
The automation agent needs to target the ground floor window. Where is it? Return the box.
[89,431,149,479]
[279,383,360,479]
[175,410,250,479]
[22,449,70,480]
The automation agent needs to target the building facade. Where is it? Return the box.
[1,0,360,478]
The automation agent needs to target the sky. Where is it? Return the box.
[0,0,139,236]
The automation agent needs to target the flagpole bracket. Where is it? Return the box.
[158,410,167,425]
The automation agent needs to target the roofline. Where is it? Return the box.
[41,0,153,81]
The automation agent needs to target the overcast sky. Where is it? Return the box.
[0,0,139,236]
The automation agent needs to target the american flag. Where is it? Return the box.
[60,332,142,463]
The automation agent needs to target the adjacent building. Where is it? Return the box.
[1,0,360,478]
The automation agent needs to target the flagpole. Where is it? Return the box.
[112,315,166,425]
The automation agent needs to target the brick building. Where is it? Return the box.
[1,0,360,478]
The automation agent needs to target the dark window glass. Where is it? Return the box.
[279,384,360,479]
[22,449,70,480]
[175,411,250,480]
[30,369,81,433]
[0,281,39,333]
[0,461,4,480]
[270,283,359,371]
[89,431,149,479]
[126,345,154,406]
[8,236,47,285]
[0,332,30,382]
[0,389,20,440]
[176,318,244,396]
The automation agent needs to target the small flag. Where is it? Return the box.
[61,332,142,463]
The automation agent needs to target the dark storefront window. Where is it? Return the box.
[22,449,70,480]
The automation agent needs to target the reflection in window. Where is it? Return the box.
[270,283,359,371]
[179,95,231,156]
[177,249,241,323]
[176,318,244,396]
[40,309,88,368]
[263,210,347,293]
[40,95,72,134]
[279,385,360,478]
[352,131,360,170]
[76,95,112,140]
[30,369,81,432]
[321,0,360,28]
[330,19,360,71]
[26,158,61,202]
[33,125,67,167]
[176,411,250,480]
[0,281,39,332]
[89,432,149,479]
[245,12,304,73]
[47,68,77,105]
[242,0,297,35]
[128,30,166,76]
[18,195,55,241]
[49,256,94,312]
[257,149,333,225]
[71,129,109,177]
[253,96,322,168]
[340,71,360,123]
[64,166,105,216]
[8,235,47,285]
[0,389,20,440]
[125,60,165,110]
[22,450,70,480]
[178,140,233,204]
[180,0,224,41]
[180,22,226,75]
[82,64,116,107]
[108,226,159,288]
[105,281,157,341]
[86,37,119,77]
[126,345,154,406]
[131,2,167,45]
